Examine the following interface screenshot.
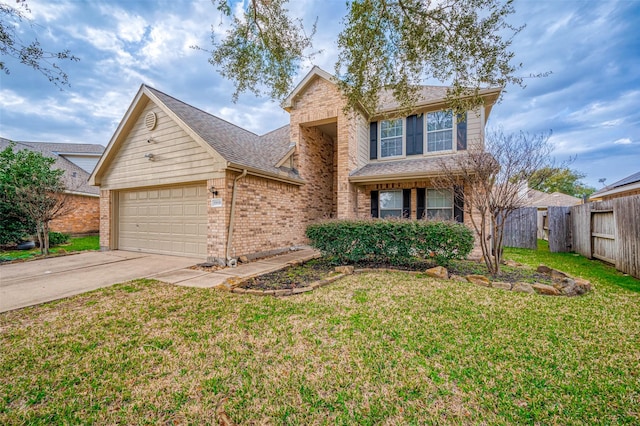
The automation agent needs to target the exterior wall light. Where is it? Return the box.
[144,153,155,161]
[209,186,219,196]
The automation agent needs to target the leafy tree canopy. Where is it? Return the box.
[0,1,78,87]
[0,143,67,252]
[529,167,596,199]
[202,0,523,115]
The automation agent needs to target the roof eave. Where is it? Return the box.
[227,162,305,186]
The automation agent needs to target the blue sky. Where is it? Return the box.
[1,0,639,189]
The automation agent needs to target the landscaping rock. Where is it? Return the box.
[292,286,314,294]
[238,255,249,264]
[504,259,522,267]
[574,278,592,295]
[551,269,571,281]
[449,274,467,282]
[536,265,553,274]
[491,281,512,291]
[553,277,577,296]
[532,283,561,296]
[466,274,491,287]
[425,266,449,279]
[335,265,354,275]
[512,282,535,294]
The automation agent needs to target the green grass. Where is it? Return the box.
[0,235,99,262]
[505,239,640,293]
[0,245,639,424]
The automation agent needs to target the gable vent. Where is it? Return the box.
[144,112,157,131]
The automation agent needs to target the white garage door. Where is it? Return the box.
[118,185,208,258]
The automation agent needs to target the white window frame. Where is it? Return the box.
[426,189,453,220]
[379,190,403,218]
[379,118,404,159]
[426,110,455,154]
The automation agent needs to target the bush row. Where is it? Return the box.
[305,219,474,266]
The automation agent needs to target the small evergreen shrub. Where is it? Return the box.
[306,219,474,266]
[48,232,70,247]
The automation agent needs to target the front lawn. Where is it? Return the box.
[0,235,99,262]
[0,246,638,424]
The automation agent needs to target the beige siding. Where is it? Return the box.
[356,112,369,168]
[466,107,484,151]
[101,102,224,190]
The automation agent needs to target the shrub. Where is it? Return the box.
[306,219,474,266]
[48,232,70,247]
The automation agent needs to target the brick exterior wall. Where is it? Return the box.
[99,190,111,250]
[49,194,100,235]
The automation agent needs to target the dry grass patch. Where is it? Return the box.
[1,271,639,424]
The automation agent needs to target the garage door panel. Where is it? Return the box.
[118,184,207,258]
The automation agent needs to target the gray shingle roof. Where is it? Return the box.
[0,138,100,196]
[523,189,582,207]
[146,86,297,179]
[20,142,105,154]
[350,154,472,180]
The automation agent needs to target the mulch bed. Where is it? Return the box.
[238,258,553,291]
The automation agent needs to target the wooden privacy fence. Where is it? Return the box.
[571,195,640,279]
[501,195,639,279]
[502,207,537,249]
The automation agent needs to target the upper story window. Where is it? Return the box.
[427,110,453,152]
[369,110,466,160]
[380,119,403,158]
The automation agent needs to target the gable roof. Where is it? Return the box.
[0,138,100,196]
[590,171,640,200]
[92,85,300,185]
[522,188,582,207]
[145,87,296,179]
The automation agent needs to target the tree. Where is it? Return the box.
[433,129,553,276]
[528,167,595,199]
[0,143,71,254]
[0,1,78,87]
[201,0,522,114]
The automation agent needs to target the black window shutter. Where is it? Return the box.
[370,190,379,218]
[406,115,424,156]
[457,112,467,150]
[402,189,411,219]
[454,185,464,223]
[370,122,378,159]
[416,188,426,220]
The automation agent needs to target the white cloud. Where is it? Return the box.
[613,138,632,145]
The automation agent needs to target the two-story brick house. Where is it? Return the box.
[90,67,501,264]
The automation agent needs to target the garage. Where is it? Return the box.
[118,184,208,258]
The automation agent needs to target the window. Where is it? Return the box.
[427,110,453,152]
[380,119,403,158]
[426,189,453,220]
[379,190,403,218]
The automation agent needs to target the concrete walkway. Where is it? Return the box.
[0,247,319,313]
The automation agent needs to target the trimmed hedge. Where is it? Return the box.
[306,219,474,266]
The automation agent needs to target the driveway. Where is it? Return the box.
[0,251,198,313]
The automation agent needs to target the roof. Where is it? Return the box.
[18,142,104,155]
[0,138,100,196]
[349,153,481,182]
[522,189,582,207]
[590,171,640,200]
[144,86,299,181]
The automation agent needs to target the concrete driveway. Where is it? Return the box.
[0,251,198,313]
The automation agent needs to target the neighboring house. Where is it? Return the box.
[589,171,640,201]
[0,138,104,235]
[520,188,582,240]
[90,67,501,264]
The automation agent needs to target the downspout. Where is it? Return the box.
[226,169,247,266]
